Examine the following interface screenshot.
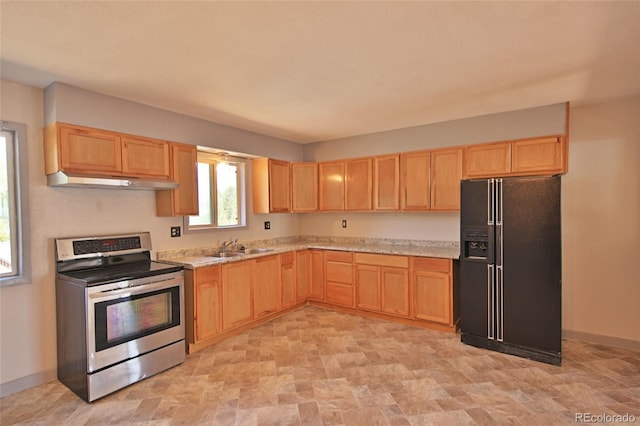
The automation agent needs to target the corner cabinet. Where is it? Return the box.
[319,161,345,211]
[253,158,290,213]
[156,143,199,216]
[291,163,318,212]
[281,252,297,308]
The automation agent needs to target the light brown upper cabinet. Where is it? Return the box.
[45,122,171,179]
[291,162,318,212]
[463,142,511,179]
[121,136,171,178]
[345,158,373,211]
[319,161,345,211]
[156,143,199,216]
[511,136,565,175]
[374,154,400,210]
[401,150,431,211]
[431,148,463,211]
[463,136,566,178]
[252,158,290,213]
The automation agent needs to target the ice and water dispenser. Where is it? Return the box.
[462,229,490,260]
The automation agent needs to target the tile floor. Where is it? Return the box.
[1,305,639,425]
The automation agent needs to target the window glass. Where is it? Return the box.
[0,121,30,286]
[186,154,245,230]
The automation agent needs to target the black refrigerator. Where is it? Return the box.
[459,175,561,365]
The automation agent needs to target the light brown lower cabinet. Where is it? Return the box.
[324,251,354,306]
[354,253,410,317]
[281,252,297,308]
[309,250,325,301]
[296,250,311,302]
[412,257,454,325]
[253,255,281,318]
[185,249,457,354]
[221,260,254,331]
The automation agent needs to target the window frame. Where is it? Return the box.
[0,121,31,287]
[184,152,247,232]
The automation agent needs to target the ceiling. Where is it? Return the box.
[1,1,639,144]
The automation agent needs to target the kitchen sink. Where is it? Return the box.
[207,251,244,258]
[243,248,274,254]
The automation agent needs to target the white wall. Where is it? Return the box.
[562,95,640,345]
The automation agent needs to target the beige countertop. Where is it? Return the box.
[159,237,459,270]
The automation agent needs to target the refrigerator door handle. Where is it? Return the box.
[487,179,495,226]
[496,178,503,226]
[496,265,504,342]
[487,264,495,340]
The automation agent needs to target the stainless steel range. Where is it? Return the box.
[54,232,185,402]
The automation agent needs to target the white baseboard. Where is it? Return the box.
[563,329,640,352]
[0,368,57,398]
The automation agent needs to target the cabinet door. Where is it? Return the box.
[121,136,170,178]
[431,148,462,211]
[254,256,281,318]
[281,253,296,308]
[269,159,291,212]
[413,270,452,325]
[374,154,400,210]
[401,150,430,211]
[156,143,198,216]
[194,266,221,342]
[463,142,511,179]
[291,163,318,212]
[296,250,311,302]
[319,161,345,211]
[345,158,373,210]
[58,124,122,174]
[355,265,380,311]
[309,250,325,301]
[511,136,565,175]
[380,267,410,317]
[221,261,254,330]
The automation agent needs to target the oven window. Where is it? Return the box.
[94,286,181,352]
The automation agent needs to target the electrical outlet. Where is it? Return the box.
[264,221,271,230]
[170,226,181,237]
[342,220,347,228]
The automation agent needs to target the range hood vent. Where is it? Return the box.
[47,171,179,191]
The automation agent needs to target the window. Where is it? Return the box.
[185,151,246,230]
[0,121,30,286]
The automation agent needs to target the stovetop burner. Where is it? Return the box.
[55,232,183,286]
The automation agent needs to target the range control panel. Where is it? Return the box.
[56,232,152,262]
[73,237,141,255]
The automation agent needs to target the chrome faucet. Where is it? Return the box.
[220,238,238,252]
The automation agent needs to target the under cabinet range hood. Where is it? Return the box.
[47,171,179,190]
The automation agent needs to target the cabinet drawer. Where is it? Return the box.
[326,262,353,284]
[324,251,353,262]
[354,253,408,268]
[412,257,451,273]
[280,252,295,265]
[195,265,220,282]
[326,282,354,307]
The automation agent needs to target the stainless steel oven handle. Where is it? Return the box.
[88,277,183,301]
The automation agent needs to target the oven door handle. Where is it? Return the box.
[88,277,183,301]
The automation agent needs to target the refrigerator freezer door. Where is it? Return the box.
[500,176,561,353]
[460,179,494,339]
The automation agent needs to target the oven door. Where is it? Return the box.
[86,272,185,373]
